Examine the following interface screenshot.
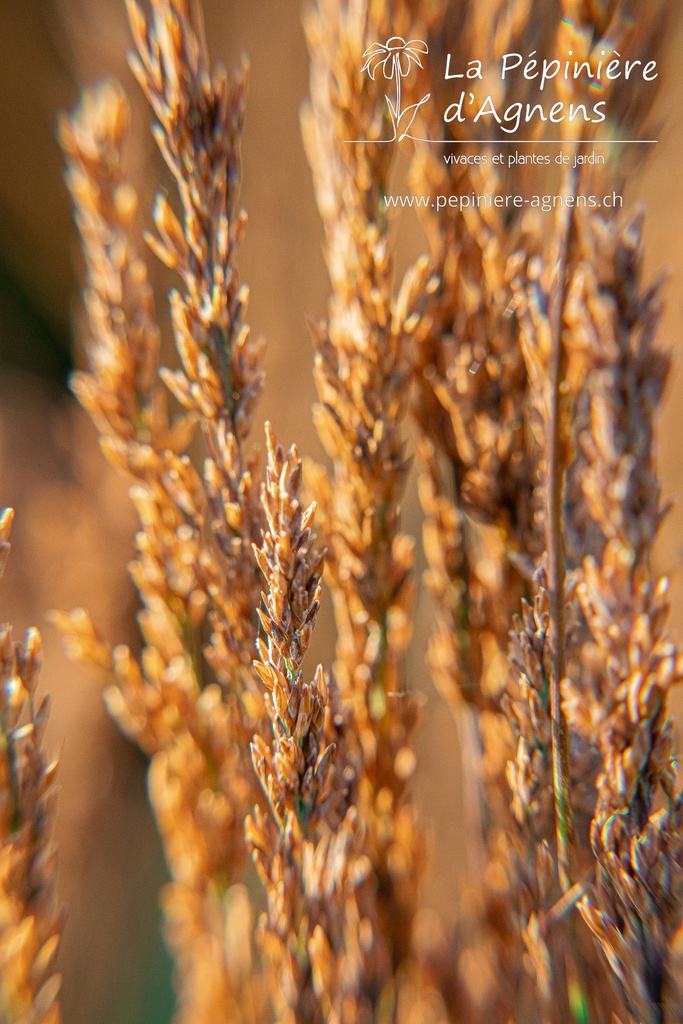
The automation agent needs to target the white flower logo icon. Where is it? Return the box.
[356,36,430,142]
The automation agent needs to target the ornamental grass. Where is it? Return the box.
[1,0,681,1021]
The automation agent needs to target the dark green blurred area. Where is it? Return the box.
[0,0,73,386]
[0,259,72,384]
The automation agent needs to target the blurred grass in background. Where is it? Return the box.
[1,2,683,1022]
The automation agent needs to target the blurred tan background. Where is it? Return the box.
[0,2,682,1022]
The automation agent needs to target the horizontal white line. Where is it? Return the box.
[345,138,658,145]
[441,139,658,144]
